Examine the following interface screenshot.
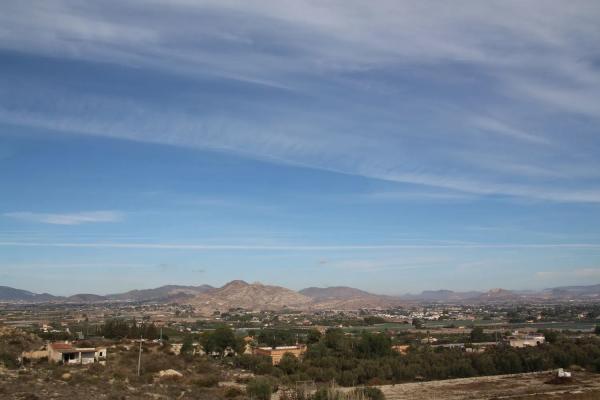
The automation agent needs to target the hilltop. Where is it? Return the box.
[2,282,600,310]
[186,280,312,312]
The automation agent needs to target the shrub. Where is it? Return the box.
[0,352,18,369]
[193,373,220,387]
[246,377,274,400]
[353,387,385,400]
[224,386,244,398]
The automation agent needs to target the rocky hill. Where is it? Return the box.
[2,281,600,308]
[0,286,59,302]
[300,286,403,309]
[107,284,214,302]
[186,280,312,312]
[300,286,375,301]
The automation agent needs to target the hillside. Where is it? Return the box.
[401,290,482,302]
[0,286,59,302]
[300,286,404,309]
[543,284,600,299]
[2,281,600,307]
[186,280,312,312]
[107,284,214,302]
[300,286,375,301]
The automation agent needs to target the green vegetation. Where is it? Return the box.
[238,328,600,386]
[99,319,160,340]
[280,386,385,400]
[246,377,277,400]
[200,326,244,357]
[363,316,386,326]
[469,326,495,343]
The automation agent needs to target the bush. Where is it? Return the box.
[224,386,244,398]
[353,387,385,400]
[246,377,274,400]
[193,373,220,387]
[0,352,18,369]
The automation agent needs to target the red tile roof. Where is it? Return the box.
[50,342,73,350]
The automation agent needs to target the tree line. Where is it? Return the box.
[237,328,600,386]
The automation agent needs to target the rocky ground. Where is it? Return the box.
[0,365,244,400]
[369,371,600,400]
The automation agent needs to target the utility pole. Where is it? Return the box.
[137,335,143,376]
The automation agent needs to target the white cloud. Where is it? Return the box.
[1,1,600,204]
[469,116,551,145]
[3,211,123,225]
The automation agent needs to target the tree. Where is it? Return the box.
[412,318,423,329]
[180,335,194,356]
[363,316,386,325]
[539,329,558,344]
[277,352,299,374]
[595,325,600,335]
[246,377,273,400]
[200,326,244,357]
[357,332,392,358]
[469,327,486,343]
[258,329,295,347]
[307,329,322,344]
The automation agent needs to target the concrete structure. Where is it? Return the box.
[392,344,409,354]
[21,349,49,361]
[253,345,306,365]
[557,368,572,378]
[48,342,107,365]
[508,334,545,348]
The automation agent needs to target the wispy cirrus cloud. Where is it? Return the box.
[1,1,600,205]
[3,211,123,225]
[469,116,551,146]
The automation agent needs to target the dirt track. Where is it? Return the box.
[371,372,600,400]
[274,372,600,400]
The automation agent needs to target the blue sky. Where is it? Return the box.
[1,1,600,295]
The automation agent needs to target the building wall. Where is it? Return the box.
[253,346,306,365]
[48,344,108,364]
[81,352,96,365]
[509,337,545,348]
[21,350,48,360]
[48,347,64,363]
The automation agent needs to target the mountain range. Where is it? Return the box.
[1,281,600,311]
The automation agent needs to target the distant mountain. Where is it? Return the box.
[300,286,403,309]
[542,284,600,299]
[475,288,519,301]
[400,289,482,302]
[300,286,375,301]
[0,286,59,302]
[0,284,214,303]
[2,282,600,307]
[187,280,312,312]
[66,294,107,303]
[107,284,214,302]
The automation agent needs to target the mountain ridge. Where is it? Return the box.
[2,282,600,307]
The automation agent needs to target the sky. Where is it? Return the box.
[1,1,600,295]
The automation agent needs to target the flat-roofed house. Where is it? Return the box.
[253,345,306,365]
[48,342,107,365]
[508,334,545,348]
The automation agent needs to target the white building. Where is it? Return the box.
[48,342,107,365]
[508,333,545,348]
